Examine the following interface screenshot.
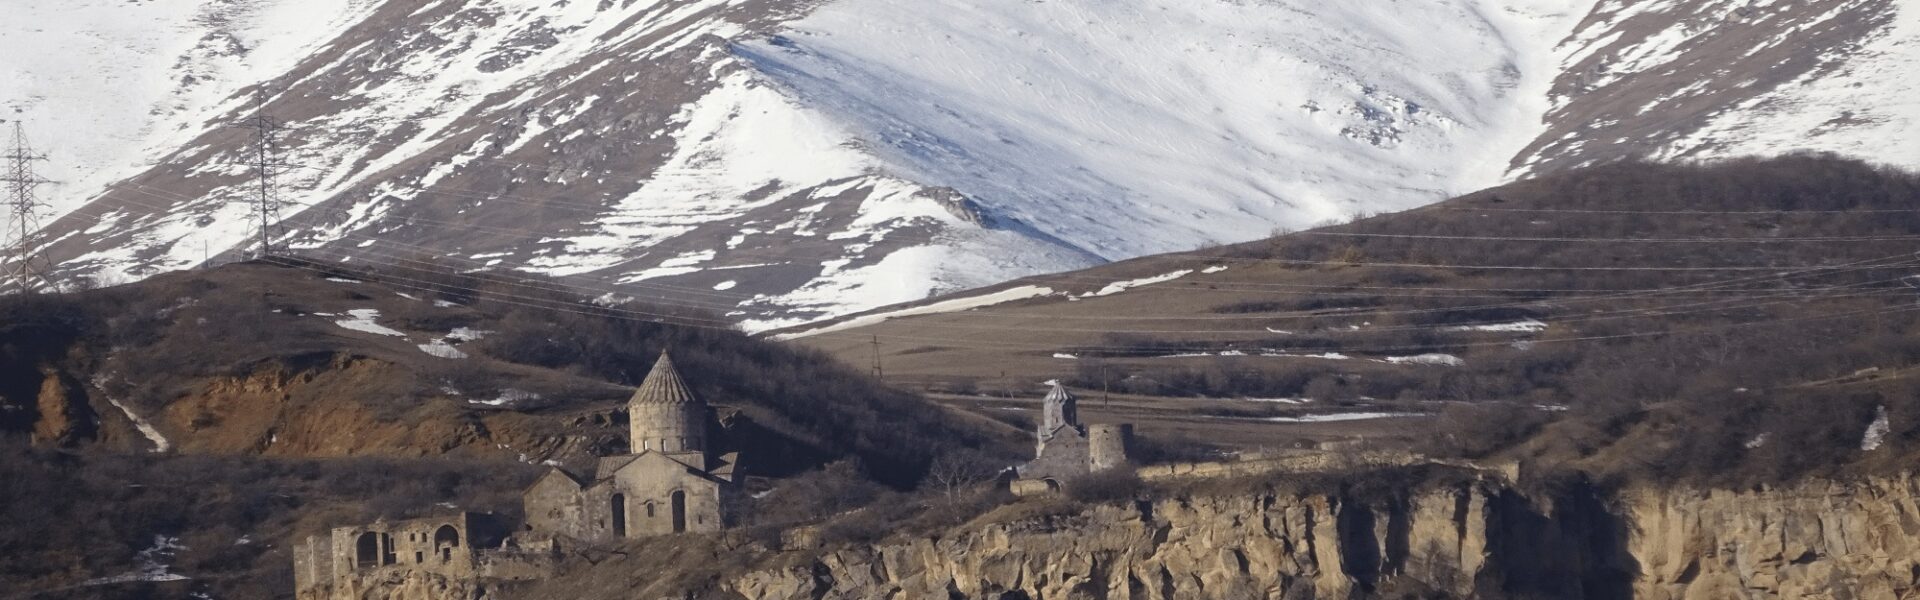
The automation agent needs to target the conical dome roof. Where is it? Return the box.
[1044,381,1076,403]
[630,352,702,406]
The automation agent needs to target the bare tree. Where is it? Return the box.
[923,449,1000,501]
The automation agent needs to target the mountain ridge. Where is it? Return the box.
[6,0,1916,331]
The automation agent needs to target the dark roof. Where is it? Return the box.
[630,352,702,406]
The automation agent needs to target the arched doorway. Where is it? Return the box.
[611,493,628,537]
[433,525,460,562]
[670,490,687,533]
[355,532,380,567]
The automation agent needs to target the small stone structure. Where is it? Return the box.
[293,352,743,598]
[292,512,552,599]
[1012,382,1132,495]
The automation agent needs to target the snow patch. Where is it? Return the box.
[471,389,540,408]
[1244,397,1312,405]
[1264,412,1426,423]
[1862,405,1891,451]
[775,285,1056,340]
[418,339,468,359]
[1084,270,1194,298]
[83,535,188,586]
[333,309,406,337]
[1445,319,1548,332]
[1385,354,1466,367]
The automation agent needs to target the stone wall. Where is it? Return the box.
[607,455,725,536]
[298,513,511,600]
[1133,450,1429,482]
[1022,429,1090,481]
[291,534,333,597]
[523,471,592,541]
[1088,424,1132,472]
[629,402,706,454]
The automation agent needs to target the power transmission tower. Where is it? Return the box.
[234,88,293,259]
[1,121,52,293]
[869,335,885,380]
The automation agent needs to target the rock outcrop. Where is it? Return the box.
[726,481,1572,599]
[29,369,96,447]
[1624,475,1920,599]
[715,475,1920,599]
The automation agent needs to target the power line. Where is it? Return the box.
[1297,231,1920,243]
[2,121,52,293]
[76,182,1920,335]
[1436,206,1920,215]
[254,254,1920,358]
[73,179,1920,343]
[232,88,299,258]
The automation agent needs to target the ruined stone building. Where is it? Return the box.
[292,513,552,599]
[522,352,739,539]
[1014,382,1131,494]
[293,352,741,598]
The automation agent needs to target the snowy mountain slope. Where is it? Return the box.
[1515,0,1920,174]
[19,0,1089,330]
[1657,0,1920,165]
[9,0,1917,332]
[0,0,381,217]
[737,0,1594,260]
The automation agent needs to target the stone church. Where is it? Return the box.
[1014,382,1131,494]
[523,352,739,539]
[294,352,741,598]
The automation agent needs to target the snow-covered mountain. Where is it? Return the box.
[4,0,1915,331]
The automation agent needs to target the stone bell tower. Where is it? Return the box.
[628,352,708,455]
[1037,381,1082,454]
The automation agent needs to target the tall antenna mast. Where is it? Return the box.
[235,88,288,258]
[1,121,52,293]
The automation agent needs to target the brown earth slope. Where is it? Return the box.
[0,259,1021,598]
[791,156,1920,484]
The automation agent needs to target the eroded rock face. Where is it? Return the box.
[719,476,1920,599]
[30,369,95,447]
[1624,475,1920,600]
[727,486,1510,599]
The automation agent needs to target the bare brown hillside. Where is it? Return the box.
[0,259,1022,598]
[793,155,1920,484]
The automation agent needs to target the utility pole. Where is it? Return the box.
[1,121,51,293]
[235,88,289,258]
[1101,363,1111,408]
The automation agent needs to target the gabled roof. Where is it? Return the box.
[527,467,586,491]
[629,352,702,406]
[606,449,721,482]
[594,455,640,481]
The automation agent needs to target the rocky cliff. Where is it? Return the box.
[707,474,1920,600]
[1624,475,1920,599]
